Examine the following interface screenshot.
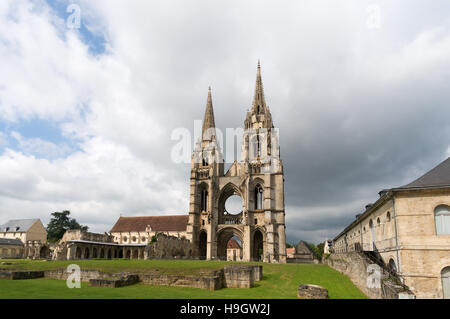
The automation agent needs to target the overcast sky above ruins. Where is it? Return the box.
[1,0,450,244]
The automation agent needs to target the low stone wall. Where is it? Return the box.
[140,274,221,290]
[287,258,319,264]
[45,269,103,282]
[3,264,263,291]
[90,274,139,288]
[0,270,44,280]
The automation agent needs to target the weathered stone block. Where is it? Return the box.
[297,284,329,299]
[223,265,254,288]
[89,274,139,288]
[252,265,263,281]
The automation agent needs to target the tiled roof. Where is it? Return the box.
[0,219,39,233]
[398,157,450,189]
[110,215,188,233]
[0,238,24,246]
[286,248,295,254]
[227,238,242,249]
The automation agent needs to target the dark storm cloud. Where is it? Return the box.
[2,0,450,245]
[104,0,450,244]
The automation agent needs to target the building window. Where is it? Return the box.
[435,205,450,235]
[386,212,391,222]
[142,237,146,242]
[442,266,450,299]
[254,185,263,210]
[123,236,128,242]
[201,189,208,212]
[254,218,258,225]
[388,259,397,272]
[202,220,205,226]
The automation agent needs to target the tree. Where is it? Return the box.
[286,242,294,248]
[46,210,88,242]
[307,242,324,261]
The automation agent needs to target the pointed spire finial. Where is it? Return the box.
[252,60,266,113]
[202,86,216,140]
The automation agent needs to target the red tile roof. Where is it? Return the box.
[110,215,188,233]
[227,238,242,249]
[286,248,295,255]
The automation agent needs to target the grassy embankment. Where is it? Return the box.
[0,259,366,299]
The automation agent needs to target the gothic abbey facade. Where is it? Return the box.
[186,62,287,263]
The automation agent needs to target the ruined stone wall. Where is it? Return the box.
[144,233,193,259]
[326,252,412,299]
[43,264,261,291]
[60,229,113,243]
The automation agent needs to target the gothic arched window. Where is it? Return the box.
[435,205,450,235]
[251,134,261,159]
[254,185,263,210]
[201,189,208,212]
[202,153,208,166]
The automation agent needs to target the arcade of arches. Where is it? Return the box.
[70,243,145,260]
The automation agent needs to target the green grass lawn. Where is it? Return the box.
[0,259,367,299]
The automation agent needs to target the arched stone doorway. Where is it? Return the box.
[100,248,105,258]
[198,231,207,260]
[252,229,264,261]
[92,247,98,258]
[39,246,50,259]
[75,247,82,259]
[125,249,131,259]
[84,247,90,259]
[132,249,139,259]
[217,227,243,260]
[107,249,112,259]
[118,249,123,259]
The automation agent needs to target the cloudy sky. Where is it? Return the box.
[1,0,450,245]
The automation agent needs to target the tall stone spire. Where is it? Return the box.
[245,61,273,130]
[251,60,267,114]
[202,86,216,140]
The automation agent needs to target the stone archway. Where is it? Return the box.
[39,246,50,259]
[252,228,264,261]
[75,246,82,259]
[84,247,90,259]
[198,231,207,260]
[217,227,244,260]
[92,247,98,258]
[217,183,244,225]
